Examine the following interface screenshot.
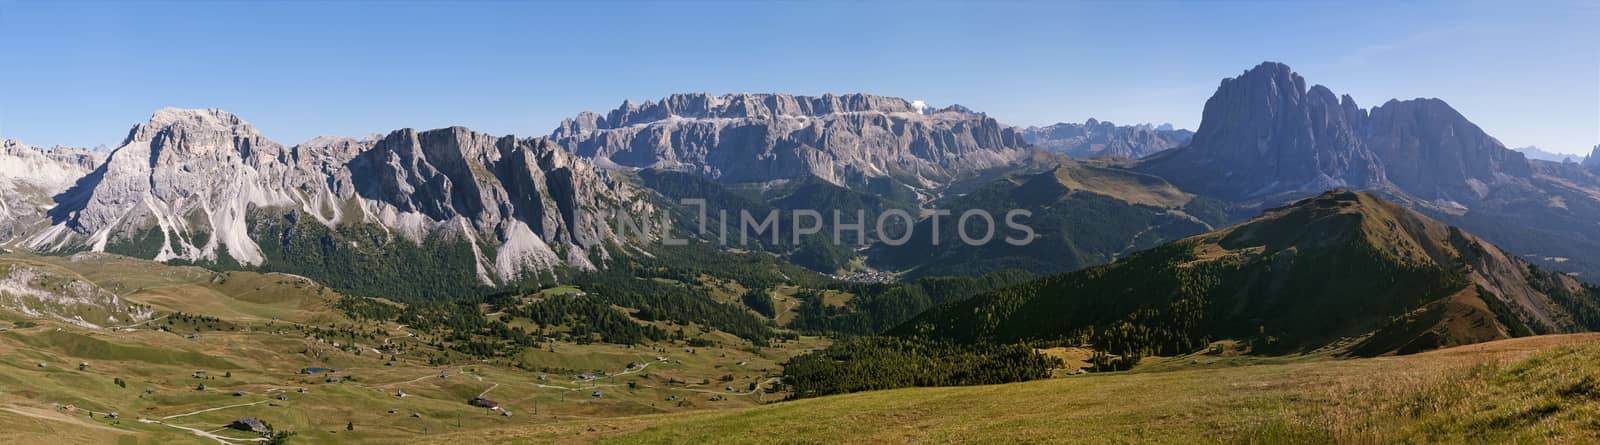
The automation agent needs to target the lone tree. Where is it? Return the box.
[346,421,353,432]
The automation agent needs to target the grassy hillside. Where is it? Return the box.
[426,334,1600,444]
[0,251,831,445]
[895,190,1600,360]
[871,163,1226,279]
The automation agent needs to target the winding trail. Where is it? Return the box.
[135,389,288,444]
[380,369,448,388]
[139,418,267,444]
[160,399,272,421]
[477,382,500,398]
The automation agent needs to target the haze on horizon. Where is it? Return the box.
[1,0,1595,154]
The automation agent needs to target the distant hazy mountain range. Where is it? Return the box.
[1017,119,1193,159]
[2,61,1597,298]
[1515,146,1583,163]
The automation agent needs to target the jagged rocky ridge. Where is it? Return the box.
[1135,62,1600,279]
[25,109,648,289]
[1514,146,1582,163]
[0,140,103,242]
[1018,119,1192,159]
[1140,62,1537,204]
[550,93,1033,189]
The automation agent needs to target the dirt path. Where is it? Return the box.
[160,399,271,420]
[478,382,500,398]
[379,368,449,388]
[139,418,266,444]
[646,377,782,397]
[108,314,169,330]
[138,393,284,444]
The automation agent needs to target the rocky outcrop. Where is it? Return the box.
[1018,119,1192,159]
[33,108,311,264]
[1140,62,1539,203]
[1131,61,1600,280]
[1586,145,1600,171]
[1514,146,1581,163]
[27,108,646,285]
[550,93,1032,188]
[1139,62,1385,200]
[1365,98,1532,201]
[0,259,154,329]
[0,140,103,241]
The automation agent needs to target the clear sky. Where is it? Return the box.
[1,1,1596,154]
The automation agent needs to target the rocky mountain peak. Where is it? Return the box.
[551,93,1029,188]
[27,109,642,290]
[124,108,277,161]
[1018,118,1193,159]
[1140,61,1540,203]
[591,93,925,129]
[1585,145,1600,170]
[0,140,105,240]
[1138,62,1383,199]
[1365,97,1531,200]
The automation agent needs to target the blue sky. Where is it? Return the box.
[2,1,1596,154]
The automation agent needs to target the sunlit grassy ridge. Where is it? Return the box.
[429,335,1600,444]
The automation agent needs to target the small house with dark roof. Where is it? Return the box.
[469,397,499,409]
[228,417,271,435]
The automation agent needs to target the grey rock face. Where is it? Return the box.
[1140,61,1538,203]
[1586,145,1600,171]
[1018,118,1192,159]
[1140,62,1385,200]
[0,139,103,241]
[1365,98,1531,200]
[27,108,645,284]
[550,93,1032,188]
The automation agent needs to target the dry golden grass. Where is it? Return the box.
[426,334,1600,445]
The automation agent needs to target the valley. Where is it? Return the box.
[0,10,1595,441]
[4,189,1598,444]
[0,252,827,444]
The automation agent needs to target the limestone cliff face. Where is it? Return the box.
[550,93,1032,188]
[1139,62,1385,201]
[1365,98,1532,201]
[1141,62,1537,204]
[1585,145,1600,171]
[0,139,103,241]
[27,109,646,285]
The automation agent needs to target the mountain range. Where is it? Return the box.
[550,93,1032,192]
[1139,62,1600,279]
[0,140,102,242]
[1515,146,1583,163]
[1017,119,1192,159]
[1,61,1597,299]
[10,109,650,298]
